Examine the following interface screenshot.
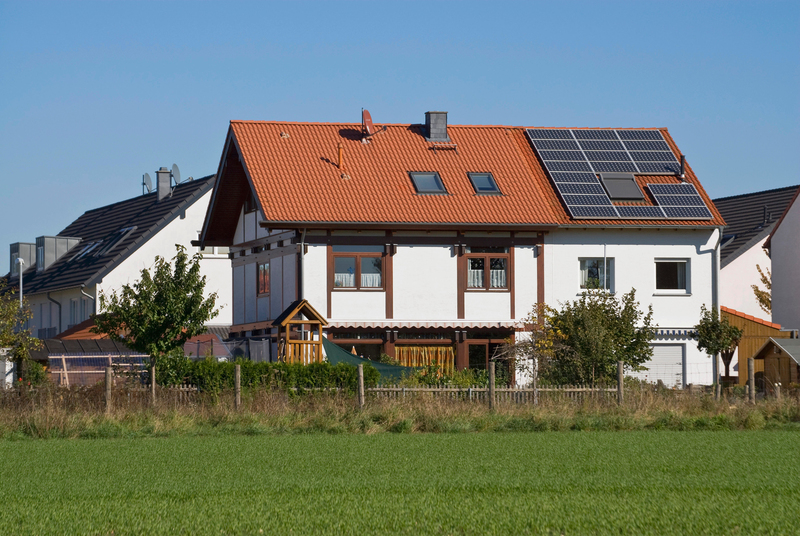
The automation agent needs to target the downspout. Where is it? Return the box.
[298,228,307,342]
[603,244,607,291]
[46,292,62,335]
[80,285,95,316]
[712,226,724,385]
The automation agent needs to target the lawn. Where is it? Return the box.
[2,432,798,535]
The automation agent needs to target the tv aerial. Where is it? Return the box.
[361,108,387,143]
[142,172,153,194]
[172,163,181,185]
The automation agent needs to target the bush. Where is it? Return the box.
[22,360,49,386]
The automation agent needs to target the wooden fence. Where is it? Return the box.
[369,385,617,404]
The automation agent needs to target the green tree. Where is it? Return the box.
[544,289,656,385]
[694,305,743,379]
[0,277,42,380]
[93,245,219,368]
[751,264,771,315]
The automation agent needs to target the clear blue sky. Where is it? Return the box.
[1,1,798,269]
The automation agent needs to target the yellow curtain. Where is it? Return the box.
[395,346,455,374]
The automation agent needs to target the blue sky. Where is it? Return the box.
[1,1,798,269]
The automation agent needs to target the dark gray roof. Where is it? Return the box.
[29,338,143,361]
[713,185,799,267]
[9,176,214,295]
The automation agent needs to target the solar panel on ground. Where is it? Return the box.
[562,195,613,206]
[629,151,678,162]
[526,129,573,139]
[532,139,580,150]
[616,206,667,219]
[617,130,664,140]
[584,151,632,162]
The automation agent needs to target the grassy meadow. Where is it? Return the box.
[2,432,799,535]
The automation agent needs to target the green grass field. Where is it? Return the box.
[2,432,798,535]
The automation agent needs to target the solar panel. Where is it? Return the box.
[540,150,586,161]
[616,206,667,219]
[573,130,618,140]
[636,162,681,174]
[577,140,625,151]
[617,130,663,140]
[570,206,619,218]
[532,139,580,150]
[563,195,613,206]
[648,184,699,196]
[662,206,713,219]
[526,129,573,139]
[656,195,705,207]
[556,183,606,195]
[590,162,638,173]
[584,151,632,162]
[550,172,600,183]
[629,151,678,162]
[623,140,670,151]
[545,161,593,172]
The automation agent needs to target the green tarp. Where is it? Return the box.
[322,336,418,382]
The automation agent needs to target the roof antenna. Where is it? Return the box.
[679,155,686,181]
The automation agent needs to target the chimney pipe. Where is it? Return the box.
[424,111,450,142]
[337,143,345,170]
[156,167,171,201]
[679,155,686,180]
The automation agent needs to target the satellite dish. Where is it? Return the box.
[143,172,153,194]
[172,164,181,185]
[362,109,375,136]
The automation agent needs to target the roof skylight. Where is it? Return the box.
[468,173,500,195]
[409,172,447,194]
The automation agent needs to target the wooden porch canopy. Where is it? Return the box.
[274,300,328,365]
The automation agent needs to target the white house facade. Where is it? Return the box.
[199,113,726,387]
[766,189,800,332]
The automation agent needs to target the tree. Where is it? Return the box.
[93,245,219,367]
[0,278,42,379]
[694,304,742,379]
[751,264,771,315]
[505,290,656,385]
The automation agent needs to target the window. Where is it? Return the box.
[10,253,19,276]
[332,245,383,290]
[36,246,44,271]
[600,173,645,201]
[466,246,508,290]
[468,172,500,195]
[580,258,614,291]
[258,262,270,296]
[655,260,688,292]
[69,298,79,327]
[409,172,447,194]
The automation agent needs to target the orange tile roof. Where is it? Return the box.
[228,120,724,228]
[721,305,781,330]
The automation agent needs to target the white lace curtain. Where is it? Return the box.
[468,269,506,288]
[334,273,382,288]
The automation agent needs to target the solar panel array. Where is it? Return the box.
[525,128,713,221]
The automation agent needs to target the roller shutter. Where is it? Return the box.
[629,344,684,388]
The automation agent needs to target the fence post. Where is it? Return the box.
[151,365,156,405]
[105,366,112,414]
[489,362,496,410]
[357,364,365,408]
[617,361,624,405]
[748,358,755,404]
[775,383,781,402]
[235,364,241,410]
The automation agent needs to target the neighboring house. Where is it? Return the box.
[713,186,798,319]
[764,188,800,332]
[197,112,726,387]
[6,173,232,339]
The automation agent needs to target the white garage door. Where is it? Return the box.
[629,344,684,388]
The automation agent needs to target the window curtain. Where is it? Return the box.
[361,273,382,288]
[334,273,355,287]
[468,269,483,288]
[395,345,455,374]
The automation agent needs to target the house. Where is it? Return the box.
[713,186,798,319]
[197,111,726,387]
[764,187,800,332]
[6,172,232,340]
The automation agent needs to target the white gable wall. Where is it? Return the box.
[771,200,800,330]
[720,238,771,320]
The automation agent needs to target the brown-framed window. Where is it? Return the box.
[257,262,270,296]
[466,246,509,290]
[332,245,383,290]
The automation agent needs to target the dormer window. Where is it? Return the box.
[409,172,447,194]
[468,172,500,195]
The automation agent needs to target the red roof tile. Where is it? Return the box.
[227,121,723,228]
[721,305,781,330]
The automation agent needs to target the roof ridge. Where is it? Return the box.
[720,305,781,329]
[713,184,799,203]
[231,120,673,131]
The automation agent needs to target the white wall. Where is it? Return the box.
[720,238,771,320]
[545,227,718,385]
[514,245,538,320]
[771,200,800,330]
[393,245,458,320]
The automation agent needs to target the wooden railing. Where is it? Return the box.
[285,341,323,365]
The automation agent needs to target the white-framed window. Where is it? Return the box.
[655,259,689,293]
[580,258,614,291]
[69,298,79,327]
